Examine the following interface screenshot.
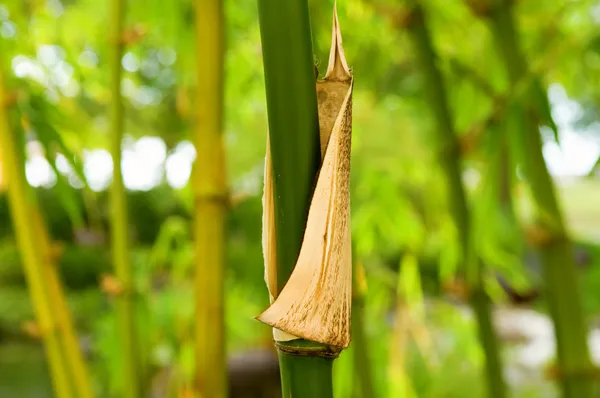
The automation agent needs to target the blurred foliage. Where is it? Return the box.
[1,0,600,396]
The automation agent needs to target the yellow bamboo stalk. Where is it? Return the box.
[193,0,227,396]
[108,0,142,395]
[31,209,95,398]
[0,63,72,398]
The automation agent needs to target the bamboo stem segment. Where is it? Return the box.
[0,62,73,398]
[257,0,321,292]
[109,0,142,396]
[352,261,375,398]
[32,210,96,398]
[403,3,507,397]
[193,0,227,396]
[257,3,354,397]
[256,0,331,388]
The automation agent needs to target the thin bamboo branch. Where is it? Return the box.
[403,3,507,397]
[482,1,594,396]
[193,0,227,396]
[109,0,141,395]
[0,63,73,398]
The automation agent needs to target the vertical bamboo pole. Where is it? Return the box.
[109,0,141,396]
[32,210,95,398]
[480,1,594,396]
[402,3,507,397]
[352,261,374,398]
[256,0,338,394]
[193,0,227,396]
[0,61,73,398]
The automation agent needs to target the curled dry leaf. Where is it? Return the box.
[259,5,354,349]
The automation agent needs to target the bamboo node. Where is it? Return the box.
[100,273,128,296]
[458,128,482,157]
[21,320,43,339]
[121,24,147,46]
[442,277,472,301]
[545,364,600,380]
[465,0,497,18]
[194,191,231,208]
[524,223,566,248]
[21,320,57,339]
[1,91,17,108]
[275,341,341,359]
[394,6,418,30]
[49,241,65,262]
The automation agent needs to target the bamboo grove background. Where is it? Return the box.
[1,0,600,397]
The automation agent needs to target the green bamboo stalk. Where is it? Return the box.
[109,0,142,396]
[403,3,507,398]
[481,1,594,396]
[0,63,73,398]
[32,210,96,398]
[257,0,321,289]
[193,0,227,396]
[352,261,375,398]
[256,0,331,395]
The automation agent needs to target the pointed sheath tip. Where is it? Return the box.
[325,2,351,81]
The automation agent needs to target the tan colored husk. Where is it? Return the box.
[258,5,354,348]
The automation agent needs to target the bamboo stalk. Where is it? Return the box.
[389,254,418,398]
[257,0,321,290]
[403,3,507,397]
[352,261,374,398]
[109,0,141,396]
[0,62,73,398]
[32,209,96,398]
[256,0,333,394]
[481,1,594,396]
[193,0,227,396]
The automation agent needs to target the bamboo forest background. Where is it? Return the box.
[1,0,600,397]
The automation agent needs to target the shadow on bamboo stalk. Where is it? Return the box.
[465,0,596,396]
[193,0,228,396]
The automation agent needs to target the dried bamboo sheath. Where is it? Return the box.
[259,6,354,350]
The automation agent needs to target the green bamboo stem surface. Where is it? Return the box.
[256,0,334,396]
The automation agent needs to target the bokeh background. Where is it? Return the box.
[1,0,600,397]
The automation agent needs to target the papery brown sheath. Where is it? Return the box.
[258,5,354,349]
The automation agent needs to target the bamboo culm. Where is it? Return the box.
[256,0,333,394]
[193,0,228,396]
[32,208,96,398]
[0,61,73,398]
[109,0,142,396]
